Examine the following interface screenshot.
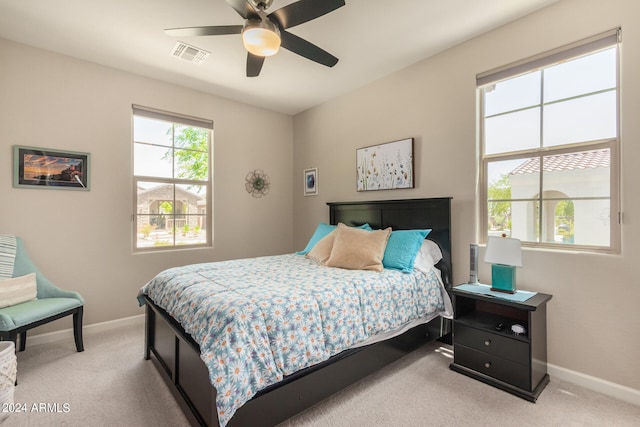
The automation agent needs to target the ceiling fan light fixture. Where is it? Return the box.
[242,19,281,57]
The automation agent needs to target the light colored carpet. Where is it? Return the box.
[3,322,639,426]
[5,323,188,427]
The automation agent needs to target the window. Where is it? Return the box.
[478,29,620,252]
[132,106,212,250]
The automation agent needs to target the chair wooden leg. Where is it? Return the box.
[19,331,27,352]
[73,306,84,352]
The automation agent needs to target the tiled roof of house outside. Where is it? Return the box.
[510,149,610,175]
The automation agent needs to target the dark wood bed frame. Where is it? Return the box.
[143,197,453,426]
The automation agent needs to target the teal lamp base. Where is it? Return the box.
[490,264,517,293]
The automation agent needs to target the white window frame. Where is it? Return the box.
[477,29,621,253]
[132,105,213,252]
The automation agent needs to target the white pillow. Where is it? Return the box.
[413,239,443,273]
[0,273,38,308]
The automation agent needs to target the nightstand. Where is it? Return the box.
[449,285,552,402]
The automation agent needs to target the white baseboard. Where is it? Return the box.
[26,314,145,348]
[548,363,640,407]
[26,316,640,407]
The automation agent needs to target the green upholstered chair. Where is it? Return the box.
[0,237,84,352]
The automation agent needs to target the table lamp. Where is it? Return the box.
[484,236,522,293]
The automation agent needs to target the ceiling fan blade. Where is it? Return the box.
[226,0,259,20]
[280,31,338,68]
[247,53,265,77]
[269,0,345,29]
[164,26,243,37]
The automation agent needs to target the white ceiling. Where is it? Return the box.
[0,0,558,115]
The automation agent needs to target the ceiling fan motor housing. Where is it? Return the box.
[252,0,274,10]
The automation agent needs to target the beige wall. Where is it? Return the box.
[293,0,640,390]
[0,39,293,331]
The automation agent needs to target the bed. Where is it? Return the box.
[140,197,453,427]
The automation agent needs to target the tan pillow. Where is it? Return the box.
[306,229,336,264]
[326,224,391,271]
[0,272,38,308]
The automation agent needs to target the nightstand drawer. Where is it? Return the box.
[454,344,529,390]
[455,324,529,365]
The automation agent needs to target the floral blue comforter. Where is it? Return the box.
[140,254,448,427]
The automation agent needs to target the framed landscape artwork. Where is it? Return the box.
[13,145,90,190]
[356,138,414,191]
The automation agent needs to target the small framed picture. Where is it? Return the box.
[303,168,318,196]
[13,145,90,190]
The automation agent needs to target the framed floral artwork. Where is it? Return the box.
[356,138,414,191]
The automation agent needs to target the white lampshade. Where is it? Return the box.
[242,19,281,57]
[484,236,522,267]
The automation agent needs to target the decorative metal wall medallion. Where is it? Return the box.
[245,170,270,197]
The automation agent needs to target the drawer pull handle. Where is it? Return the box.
[484,340,491,346]
[484,362,491,369]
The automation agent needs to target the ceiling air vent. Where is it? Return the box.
[170,41,210,64]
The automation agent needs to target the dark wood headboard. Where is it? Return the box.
[327,198,452,288]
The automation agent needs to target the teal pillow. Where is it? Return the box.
[382,229,432,273]
[297,223,372,255]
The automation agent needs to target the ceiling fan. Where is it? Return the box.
[165,0,345,77]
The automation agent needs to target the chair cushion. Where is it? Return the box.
[0,298,82,330]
